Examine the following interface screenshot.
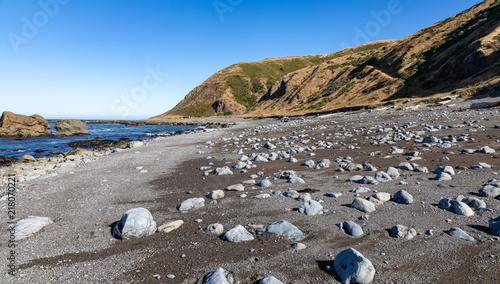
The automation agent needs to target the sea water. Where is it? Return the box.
[0,121,198,158]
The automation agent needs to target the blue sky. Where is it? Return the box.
[0,0,482,119]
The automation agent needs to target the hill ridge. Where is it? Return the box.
[152,0,500,118]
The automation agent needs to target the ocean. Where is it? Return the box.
[0,120,199,158]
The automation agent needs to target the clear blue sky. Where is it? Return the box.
[0,0,482,119]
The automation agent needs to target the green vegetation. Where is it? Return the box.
[370,96,379,101]
[318,77,352,98]
[352,42,389,53]
[223,111,233,116]
[430,40,447,53]
[188,104,213,117]
[327,64,341,70]
[226,75,257,110]
[251,79,264,93]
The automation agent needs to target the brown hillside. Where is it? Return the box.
[152,0,500,119]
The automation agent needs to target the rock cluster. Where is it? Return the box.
[0,111,51,137]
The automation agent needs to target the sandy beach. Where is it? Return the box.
[1,98,500,283]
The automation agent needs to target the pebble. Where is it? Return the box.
[158,220,184,233]
[204,223,224,235]
[292,242,307,250]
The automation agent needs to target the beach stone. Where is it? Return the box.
[477,146,495,154]
[0,111,51,137]
[54,119,88,136]
[284,190,300,198]
[256,220,304,241]
[422,136,439,143]
[352,186,370,194]
[233,162,247,169]
[392,190,413,204]
[460,197,486,209]
[276,170,297,179]
[360,176,378,185]
[390,225,417,240]
[462,149,476,154]
[372,192,391,202]
[222,225,254,243]
[303,159,315,168]
[127,141,144,148]
[397,162,414,171]
[479,181,500,198]
[298,193,312,202]
[287,157,298,163]
[158,220,184,233]
[264,142,276,149]
[347,175,364,183]
[213,166,233,175]
[489,216,500,236]
[68,148,92,156]
[351,198,376,213]
[226,184,244,191]
[253,193,271,199]
[436,172,452,181]
[438,198,453,211]
[208,190,225,200]
[345,163,363,171]
[343,221,364,237]
[253,155,269,162]
[258,179,272,188]
[20,154,36,163]
[326,192,342,198]
[391,146,404,154]
[446,227,475,241]
[386,167,400,179]
[298,200,323,215]
[292,242,307,250]
[288,176,305,184]
[203,267,234,284]
[334,248,375,284]
[259,276,284,284]
[414,166,429,173]
[203,223,224,235]
[13,216,53,240]
[434,166,455,176]
[374,171,392,182]
[451,200,475,216]
[112,208,157,240]
[177,197,205,211]
[438,199,474,216]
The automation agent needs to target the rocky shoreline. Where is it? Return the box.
[1,98,499,283]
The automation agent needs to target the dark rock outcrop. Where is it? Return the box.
[0,111,51,137]
[54,119,89,136]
